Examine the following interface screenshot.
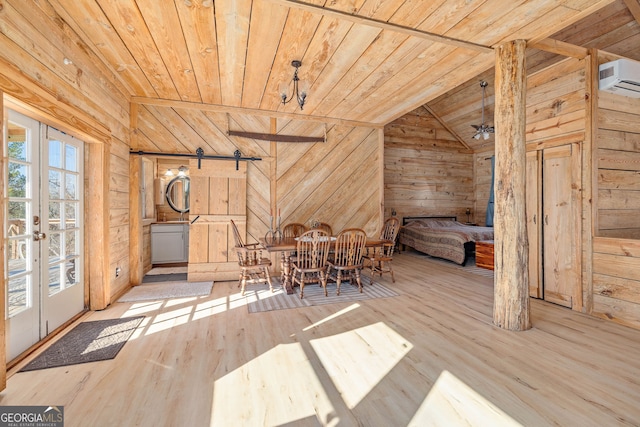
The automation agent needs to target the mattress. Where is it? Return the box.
[399,218,494,265]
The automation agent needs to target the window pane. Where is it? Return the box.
[49,232,61,259]
[8,276,28,317]
[8,202,27,224]
[65,174,78,200]
[8,162,27,198]
[48,263,62,295]
[49,170,62,199]
[65,145,78,172]
[8,139,27,161]
[65,230,78,257]
[65,259,77,286]
[65,202,77,228]
[8,239,28,273]
[49,202,61,230]
[49,140,62,168]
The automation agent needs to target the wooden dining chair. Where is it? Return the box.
[280,223,308,283]
[326,228,367,296]
[316,222,333,236]
[364,217,401,283]
[230,220,273,296]
[282,223,307,238]
[291,229,331,299]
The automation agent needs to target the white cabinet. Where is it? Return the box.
[151,223,189,264]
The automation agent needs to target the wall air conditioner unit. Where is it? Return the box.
[598,58,640,98]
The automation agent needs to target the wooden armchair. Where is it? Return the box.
[230,220,273,296]
[327,228,367,296]
[364,217,400,283]
[291,229,331,299]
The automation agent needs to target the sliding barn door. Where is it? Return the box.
[187,159,247,282]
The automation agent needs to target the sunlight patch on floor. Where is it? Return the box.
[163,296,200,308]
[124,301,164,317]
[193,296,230,320]
[227,290,253,310]
[127,316,152,341]
[410,370,522,426]
[124,293,253,337]
[310,322,413,409]
[211,343,338,426]
[145,305,193,335]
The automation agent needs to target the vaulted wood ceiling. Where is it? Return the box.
[46,0,640,151]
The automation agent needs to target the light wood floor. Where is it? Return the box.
[2,252,640,426]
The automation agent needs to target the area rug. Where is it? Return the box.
[118,281,213,302]
[20,316,144,372]
[246,275,399,313]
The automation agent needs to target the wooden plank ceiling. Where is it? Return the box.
[47,0,628,138]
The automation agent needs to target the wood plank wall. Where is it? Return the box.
[525,58,587,144]
[592,62,640,328]
[596,91,640,238]
[473,59,588,222]
[135,105,382,268]
[0,2,132,306]
[109,138,132,298]
[384,107,474,224]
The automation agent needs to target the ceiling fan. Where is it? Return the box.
[471,81,494,140]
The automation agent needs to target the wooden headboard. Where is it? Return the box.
[402,216,457,226]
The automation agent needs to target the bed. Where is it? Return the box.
[399,216,494,265]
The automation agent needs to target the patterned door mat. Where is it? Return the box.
[20,316,144,372]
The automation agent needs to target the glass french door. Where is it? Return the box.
[6,110,84,361]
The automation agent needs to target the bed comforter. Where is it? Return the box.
[399,218,494,265]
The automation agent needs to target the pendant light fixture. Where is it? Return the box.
[280,60,307,110]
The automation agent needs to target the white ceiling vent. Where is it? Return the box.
[598,59,640,98]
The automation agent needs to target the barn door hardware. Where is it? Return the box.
[130,148,261,170]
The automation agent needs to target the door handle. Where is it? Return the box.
[33,231,46,241]
[533,214,536,224]
[544,215,549,225]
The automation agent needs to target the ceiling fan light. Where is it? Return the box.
[471,81,494,141]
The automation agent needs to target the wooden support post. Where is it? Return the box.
[129,156,143,286]
[129,103,143,286]
[88,142,111,310]
[493,39,531,331]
